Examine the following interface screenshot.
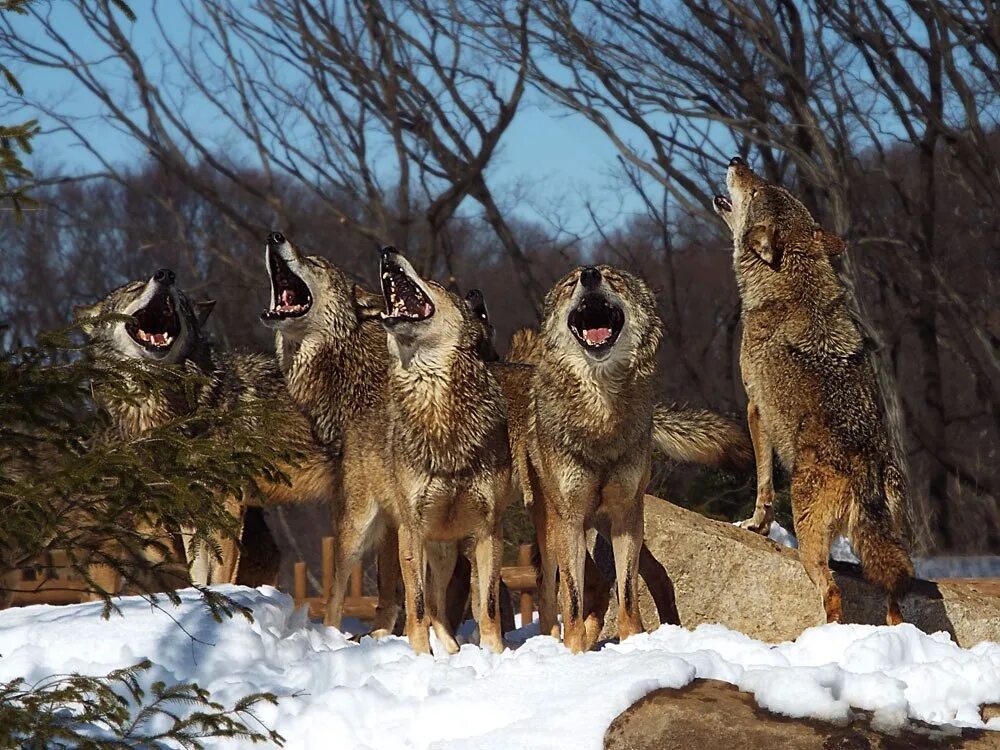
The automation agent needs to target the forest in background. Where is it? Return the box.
[2,0,996,559]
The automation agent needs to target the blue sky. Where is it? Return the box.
[13,1,647,234]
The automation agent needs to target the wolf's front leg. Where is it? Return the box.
[425,541,460,654]
[739,399,774,534]
[397,525,431,654]
[473,529,505,653]
[552,515,588,653]
[609,498,645,643]
[530,498,559,638]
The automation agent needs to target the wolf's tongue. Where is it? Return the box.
[152,332,167,346]
[583,327,611,345]
[281,289,295,307]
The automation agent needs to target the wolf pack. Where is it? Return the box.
[72,159,915,654]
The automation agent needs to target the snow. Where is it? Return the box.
[758,521,1000,577]
[1,586,998,749]
[757,520,861,563]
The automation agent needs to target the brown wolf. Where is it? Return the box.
[714,156,913,625]
[260,233,401,633]
[517,265,664,653]
[506,324,749,647]
[75,269,337,589]
[379,248,514,654]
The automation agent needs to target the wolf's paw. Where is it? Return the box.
[737,511,772,536]
[367,628,392,639]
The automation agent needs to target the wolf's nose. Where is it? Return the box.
[729,156,745,167]
[580,266,602,290]
[267,231,285,246]
[380,245,397,258]
[154,268,175,286]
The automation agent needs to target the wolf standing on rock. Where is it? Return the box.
[714,156,913,625]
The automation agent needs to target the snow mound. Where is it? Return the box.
[1,586,998,749]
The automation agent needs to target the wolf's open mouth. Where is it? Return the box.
[126,287,180,352]
[568,294,625,352]
[714,195,733,213]
[264,249,312,320]
[380,257,434,325]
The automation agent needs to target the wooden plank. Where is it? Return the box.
[343,596,377,620]
[500,565,537,592]
[299,596,377,622]
[10,588,88,606]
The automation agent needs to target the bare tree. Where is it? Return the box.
[0,0,546,309]
[479,0,998,551]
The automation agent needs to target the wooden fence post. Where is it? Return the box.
[350,563,363,599]
[518,544,533,628]
[294,561,307,603]
[321,537,334,601]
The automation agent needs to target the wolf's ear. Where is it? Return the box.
[353,284,383,320]
[746,222,783,268]
[194,299,216,327]
[813,225,846,257]
[72,303,101,334]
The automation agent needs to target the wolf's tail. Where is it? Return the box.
[651,404,753,471]
[849,461,914,597]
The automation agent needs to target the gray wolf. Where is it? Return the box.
[506,324,749,648]
[714,156,913,625]
[379,247,514,654]
[260,233,401,633]
[76,268,337,588]
[517,264,664,653]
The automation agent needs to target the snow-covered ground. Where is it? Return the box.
[1,586,998,749]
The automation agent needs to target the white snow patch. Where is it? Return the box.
[0,586,997,749]
[739,520,864,564]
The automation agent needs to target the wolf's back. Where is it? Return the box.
[652,405,752,471]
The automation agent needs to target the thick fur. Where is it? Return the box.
[76,273,335,589]
[510,327,751,471]
[652,406,752,472]
[513,265,663,652]
[379,249,514,654]
[260,236,401,633]
[715,158,913,625]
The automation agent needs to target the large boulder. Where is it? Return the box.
[597,497,1000,647]
[604,679,1000,750]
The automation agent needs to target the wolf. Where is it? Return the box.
[508,264,665,653]
[714,156,913,625]
[506,323,749,648]
[75,268,337,588]
[379,247,514,654]
[260,232,401,633]
[464,289,500,362]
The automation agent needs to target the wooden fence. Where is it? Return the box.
[292,538,538,626]
[3,551,92,606]
[3,541,540,629]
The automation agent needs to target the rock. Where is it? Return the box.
[604,679,1000,750]
[598,497,1000,647]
